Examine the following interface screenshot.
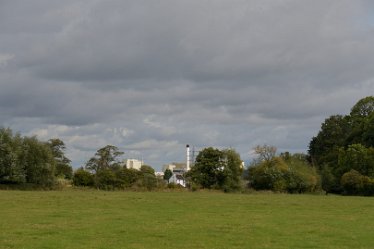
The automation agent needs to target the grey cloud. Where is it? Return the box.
[1,0,373,169]
[6,0,370,86]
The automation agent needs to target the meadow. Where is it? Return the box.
[0,190,373,249]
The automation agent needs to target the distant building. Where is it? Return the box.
[155,172,164,178]
[162,162,188,187]
[162,162,187,172]
[126,159,143,170]
[169,174,186,187]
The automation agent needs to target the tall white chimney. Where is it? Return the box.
[186,144,190,171]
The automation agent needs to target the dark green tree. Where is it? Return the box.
[350,96,374,119]
[73,168,94,186]
[309,115,350,167]
[163,169,173,183]
[338,144,374,177]
[346,96,374,146]
[139,165,157,190]
[308,96,374,194]
[362,112,374,147]
[22,136,56,187]
[121,168,141,188]
[187,147,243,191]
[187,147,223,189]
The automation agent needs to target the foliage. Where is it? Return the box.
[0,128,25,184]
[85,145,125,188]
[309,96,374,195]
[137,165,157,190]
[341,170,374,196]
[320,165,340,194]
[0,128,58,188]
[253,144,277,162]
[309,115,350,167]
[78,147,160,190]
[248,149,321,193]
[187,147,243,192]
[48,138,73,179]
[220,149,244,191]
[73,168,94,186]
[140,165,155,175]
[248,157,288,191]
[95,168,119,190]
[22,136,56,187]
[85,145,124,174]
[121,168,141,188]
[163,169,173,183]
[338,144,374,177]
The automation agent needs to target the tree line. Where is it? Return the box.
[309,96,374,195]
[0,128,72,188]
[1,96,373,195]
[73,145,161,190]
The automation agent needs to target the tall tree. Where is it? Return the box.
[350,96,374,119]
[85,145,124,173]
[85,145,124,188]
[0,128,25,183]
[48,138,72,179]
[219,149,243,191]
[308,115,350,167]
[22,136,56,186]
[348,97,374,146]
[308,96,374,194]
[253,144,277,163]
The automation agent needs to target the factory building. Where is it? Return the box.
[126,159,143,170]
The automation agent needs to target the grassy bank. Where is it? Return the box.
[0,190,373,249]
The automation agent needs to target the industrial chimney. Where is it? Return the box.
[186,144,191,171]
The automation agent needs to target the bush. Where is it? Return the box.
[95,169,118,190]
[73,168,94,187]
[167,182,184,189]
[248,156,321,193]
[139,173,157,191]
[248,157,288,191]
[121,168,141,188]
[341,169,374,196]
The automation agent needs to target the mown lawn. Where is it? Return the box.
[0,189,373,249]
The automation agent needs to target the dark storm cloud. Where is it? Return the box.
[1,0,374,168]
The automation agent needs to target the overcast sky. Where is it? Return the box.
[1,0,374,170]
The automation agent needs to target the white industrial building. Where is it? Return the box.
[162,145,192,187]
[126,159,143,170]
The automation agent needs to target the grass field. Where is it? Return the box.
[0,190,373,249]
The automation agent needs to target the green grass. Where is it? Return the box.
[0,190,373,249]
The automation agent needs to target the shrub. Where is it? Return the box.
[95,169,118,190]
[248,156,321,193]
[340,169,374,196]
[73,168,94,187]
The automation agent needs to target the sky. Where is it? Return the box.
[1,0,374,170]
